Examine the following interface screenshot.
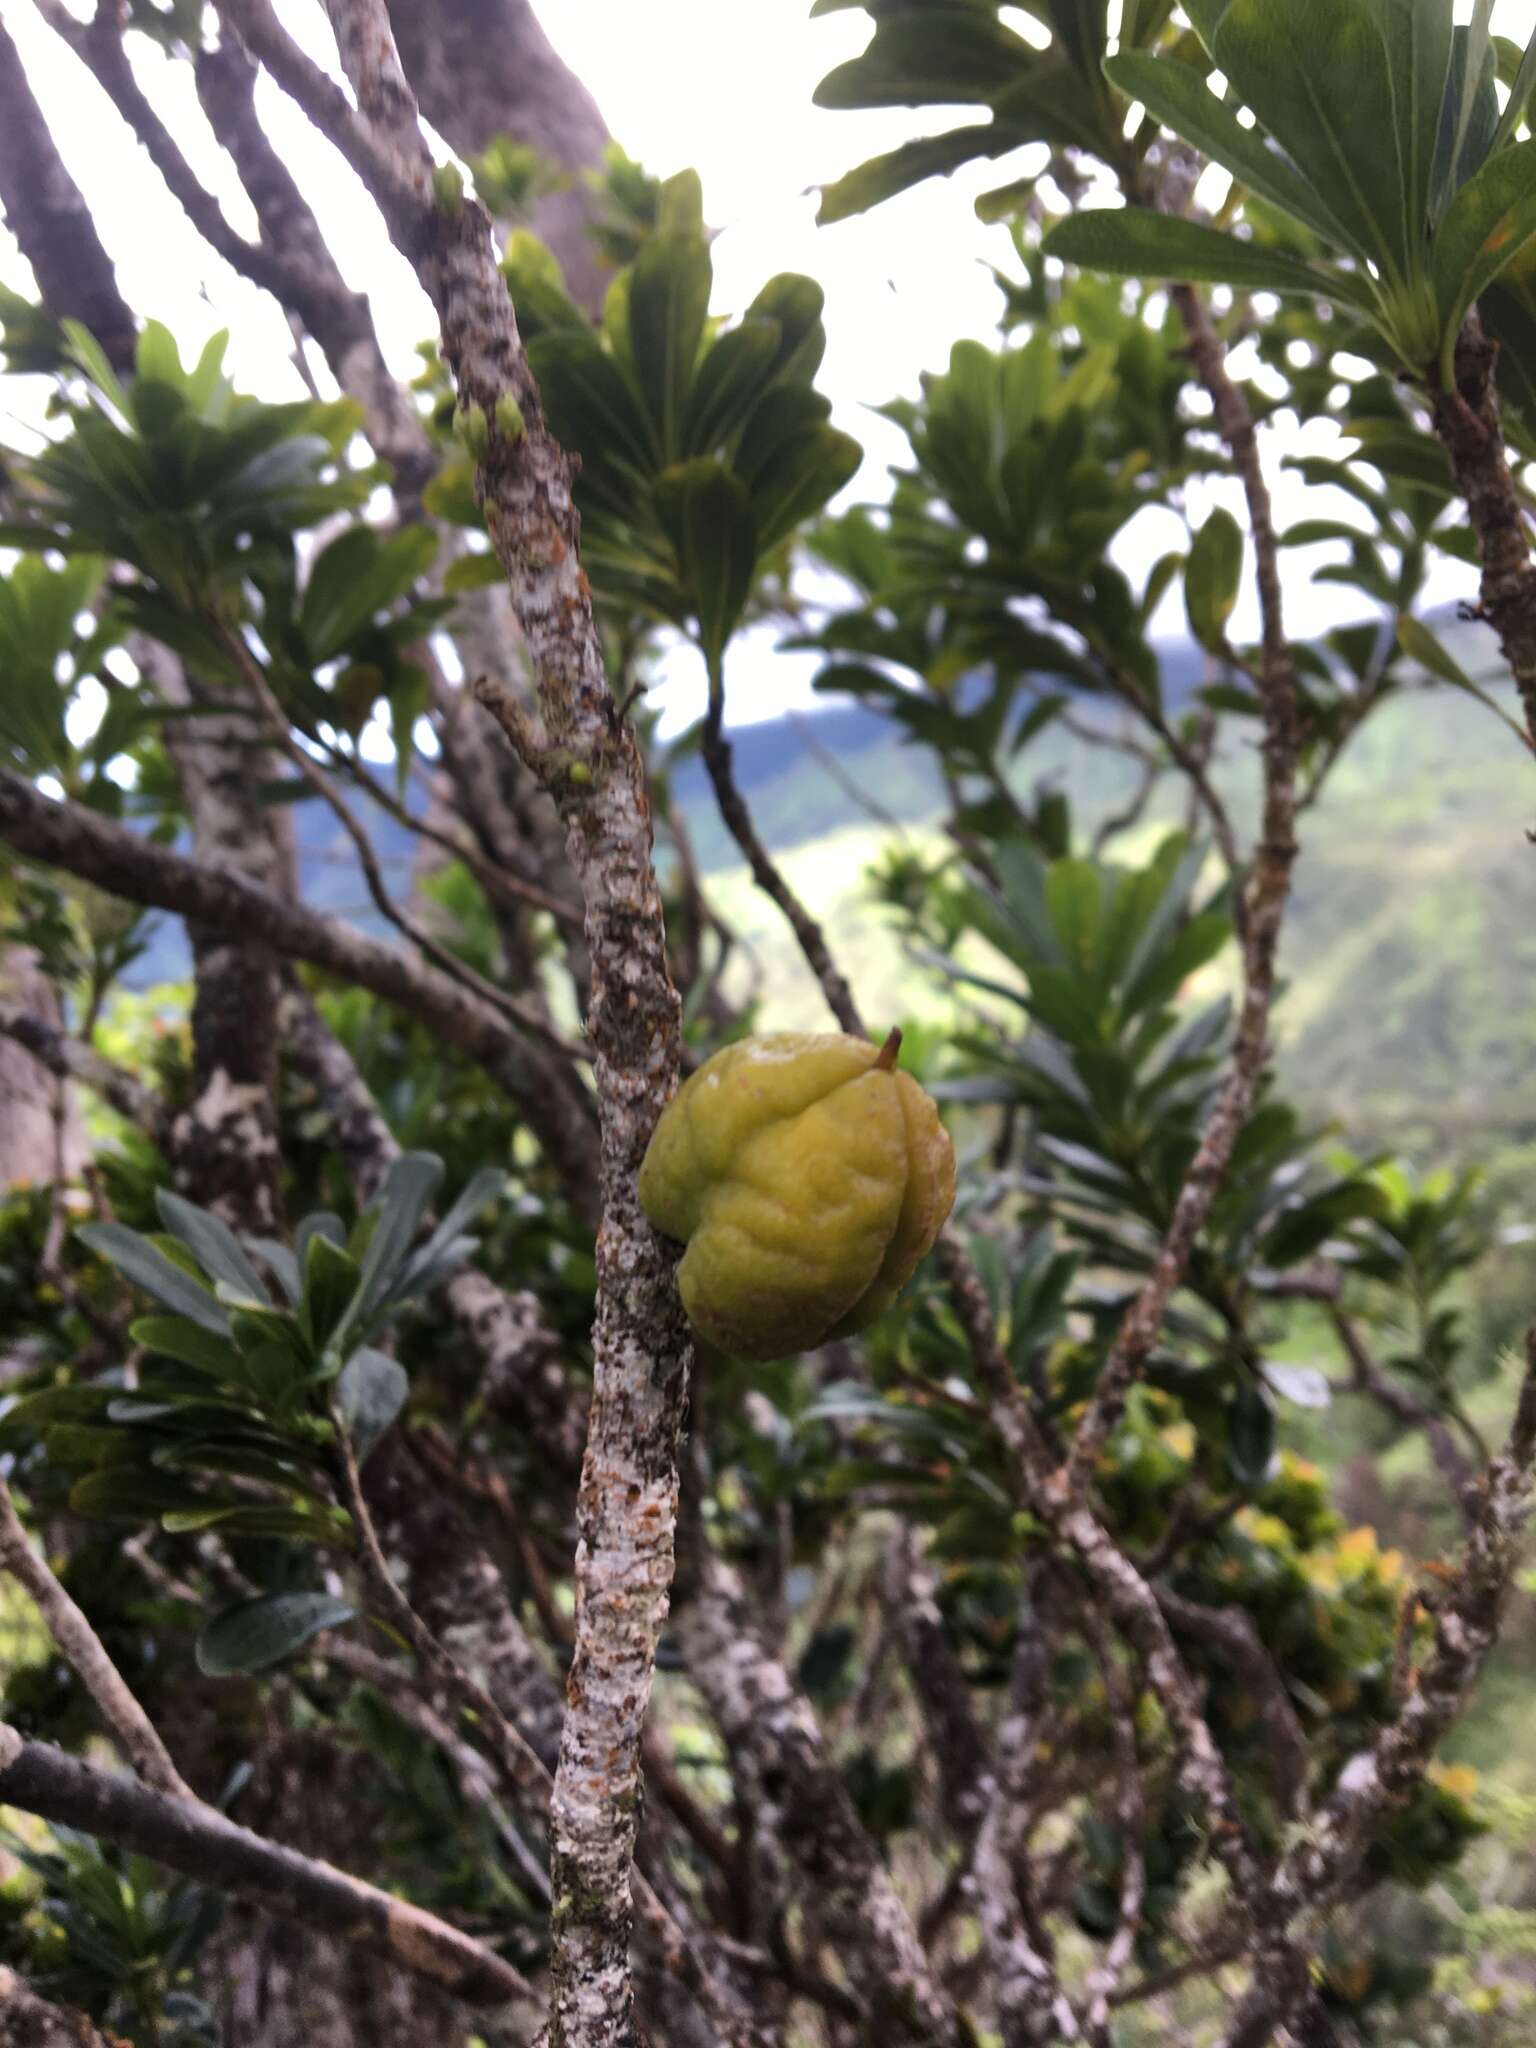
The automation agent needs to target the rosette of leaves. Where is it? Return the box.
[799,295,1203,748]
[0,321,457,782]
[925,834,1386,1472]
[1045,0,1536,384]
[473,170,861,672]
[2,1155,503,1674]
[0,1826,224,2047]
[0,323,370,609]
[810,0,1179,222]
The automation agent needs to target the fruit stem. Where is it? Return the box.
[874,1027,902,1072]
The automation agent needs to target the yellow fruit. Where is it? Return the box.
[639,1029,956,1360]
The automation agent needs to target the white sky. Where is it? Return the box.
[2,0,1534,732]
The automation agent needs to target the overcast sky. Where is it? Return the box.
[2,0,1532,730]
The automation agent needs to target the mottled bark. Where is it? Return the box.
[383,0,613,314]
[215,11,693,2043]
[191,32,437,506]
[1428,314,1536,750]
[366,1432,567,1776]
[676,1550,965,2048]
[153,668,290,1237]
[880,1527,991,1837]
[0,962,89,1187]
[0,1969,118,2048]
[0,996,163,1148]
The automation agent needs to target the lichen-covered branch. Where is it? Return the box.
[1067,287,1300,1491]
[675,1547,966,2048]
[0,1002,166,1141]
[1330,1309,1481,1529]
[0,1724,534,2010]
[214,10,694,2041]
[1427,315,1536,749]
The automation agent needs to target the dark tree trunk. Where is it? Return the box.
[0,21,136,370]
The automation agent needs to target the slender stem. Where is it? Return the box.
[214,618,585,1063]
[700,647,864,1036]
[1066,288,1301,1493]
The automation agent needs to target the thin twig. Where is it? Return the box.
[1066,288,1301,1494]
[215,620,587,1062]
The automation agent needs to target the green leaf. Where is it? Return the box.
[1184,506,1245,651]
[1430,139,1536,363]
[818,125,1015,226]
[394,1167,507,1301]
[653,460,757,669]
[1104,52,1357,252]
[1205,0,1435,280]
[1490,23,1536,152]
[814,12,1036,111]
[303,1231,362,1350]
[525,327,659,492]
[1043,211,1376,313]
[129,1315,237,1379]
[76,1223,229,1336]
[747,425,862,556]
[1044,858,1102,973]
[155,1189,272,1306]
[70,1469,233,1522]
[441,550,505,595]
[1397,614,1533,748]
[1226,1381,1277,1487]
[196,1592,356,1677]
[339,1152,444,1344]
[335,1347,409,1465]
[680,320,783,456]
[625,225,714,459]
[61,319,131,420]
[500,230,589,342]
[1437,8,1499,212]
[1362,0,1456,273]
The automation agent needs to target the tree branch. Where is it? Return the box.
[700,662,863,1036]
[0,1724,534,2011]
[0,1002,166,1142]
[1427,314,1536,749]
[673,1545,966,2048]
[1329,1309,1481,1529]
[0,766,600,1207]
[206,15,698,2037]
[0,1478,194,1804]
[1066,288,1301,1492]
[0,17,136,369]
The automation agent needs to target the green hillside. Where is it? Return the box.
[684,650,1534,1158]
